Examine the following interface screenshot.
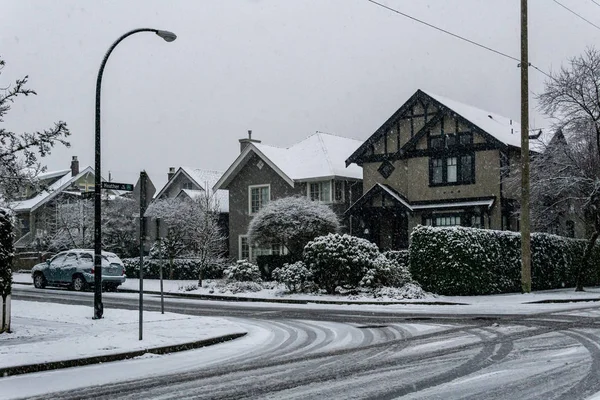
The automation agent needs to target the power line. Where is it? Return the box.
[553,0,600,31]
[589,0,600,8]
[365,0,520,63]
[365,0,552,79]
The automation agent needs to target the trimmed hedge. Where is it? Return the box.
[410,226,600,296]
[122,258,224,280]
[383,250,409,268]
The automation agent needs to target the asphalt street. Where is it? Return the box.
[10,285,600,400]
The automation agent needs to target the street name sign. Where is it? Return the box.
[101,182,134,191]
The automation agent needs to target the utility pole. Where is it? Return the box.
[139,170,148,340]
[520,0,532,293]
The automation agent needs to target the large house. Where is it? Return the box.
[345,89,554,250]
[150,166,229,254]
[213,131,363,261]
[10,156,99,251]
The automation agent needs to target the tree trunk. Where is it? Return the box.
[198,268,203,288]
[1,294,8,334]
[575,230,599,292]
[169,258,174,280]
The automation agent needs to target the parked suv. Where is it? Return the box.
[32,249,126,291]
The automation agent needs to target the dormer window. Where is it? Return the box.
[182,182,194,190]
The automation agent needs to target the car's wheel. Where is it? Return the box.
[72,275,87,292]
[33,272,47,289]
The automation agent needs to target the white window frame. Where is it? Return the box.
[248,184,271,214]
[239,234,287,261]
[307,180,333,203]
[239,235,250,260]
[333,180,345,203]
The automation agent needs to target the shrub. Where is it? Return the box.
[383,250,409,267]
[304,233,380,294]
[272,261,313,292]
[409,225,600,296]
[224,260,262,282]
[256,254,296,280]
[360,254,412,289]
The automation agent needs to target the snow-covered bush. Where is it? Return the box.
[383,250,409,267]
[304,233,380,294]
[272,261,313,292]
[248,196,340,259]
[219,281,263,294]
[0,209,14,333]
[410,225,600,295]
[360,254,412,289]
[224,260,262,282]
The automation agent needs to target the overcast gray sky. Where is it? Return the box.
[2,0,599,190]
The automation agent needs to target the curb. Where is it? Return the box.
[115,287,468,306]
[0,332,246,378]
[525,298,600,304]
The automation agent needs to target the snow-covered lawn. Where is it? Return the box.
[0,300,246,370]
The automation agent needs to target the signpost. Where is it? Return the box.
[138,171,149,340]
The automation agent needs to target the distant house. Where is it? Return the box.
[151,166,229,255]
[213,131,363,261]
[9,156,102,251]
[345,89,554,250]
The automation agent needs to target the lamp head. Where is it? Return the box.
[156,30,177,42]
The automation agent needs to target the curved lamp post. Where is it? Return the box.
[94,29,176,320]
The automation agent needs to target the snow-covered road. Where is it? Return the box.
[5,287,600,399]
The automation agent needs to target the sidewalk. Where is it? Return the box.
[0,300,246,377]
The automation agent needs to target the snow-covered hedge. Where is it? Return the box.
[304,233,381,294]
[410,226,600,295]
[383,250,409,268]
[360,254,412,289]
[272,261,313,292]
[122,258,225,280]
[223,260,262,282]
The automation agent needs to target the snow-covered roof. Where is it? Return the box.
[36,169,71,181]
[423,90,546,152]
[9,167,95,213]
[214,132,363,190]
[411,198,495,210]
[156,167,229,213]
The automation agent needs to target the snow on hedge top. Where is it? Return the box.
[215,133,363,190]
[254,133,363,181]
[423,91,546,152]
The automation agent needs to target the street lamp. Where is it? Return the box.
[94,28,176,319]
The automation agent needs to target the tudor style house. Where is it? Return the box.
[345,89,542,250]
[213,131,363,261]
[150,166,229,254]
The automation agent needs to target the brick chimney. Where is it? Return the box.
[70,156,79,176]
[167,167,176,181]
[239,130,261,153]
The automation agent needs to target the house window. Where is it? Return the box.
[249,185,270,213]
[334,181,345,203]
[566,220,575,238]
[447,157,458,183]
[429,153,474,186]
[423,214,462,227]
[309,181,331,202]
[432,158,443,184]
[378,161,395,179]
[182,182,194,190]
[240,235,285,261]
[239,236,250,260]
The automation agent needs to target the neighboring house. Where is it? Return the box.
[345,89,550,250]
[213,131,363,261]
[9,156,102,251]
[151,166,229,255]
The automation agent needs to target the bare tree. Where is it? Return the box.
[535,48,600,290]
[0,57,70,203]
[145,194,226,283]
